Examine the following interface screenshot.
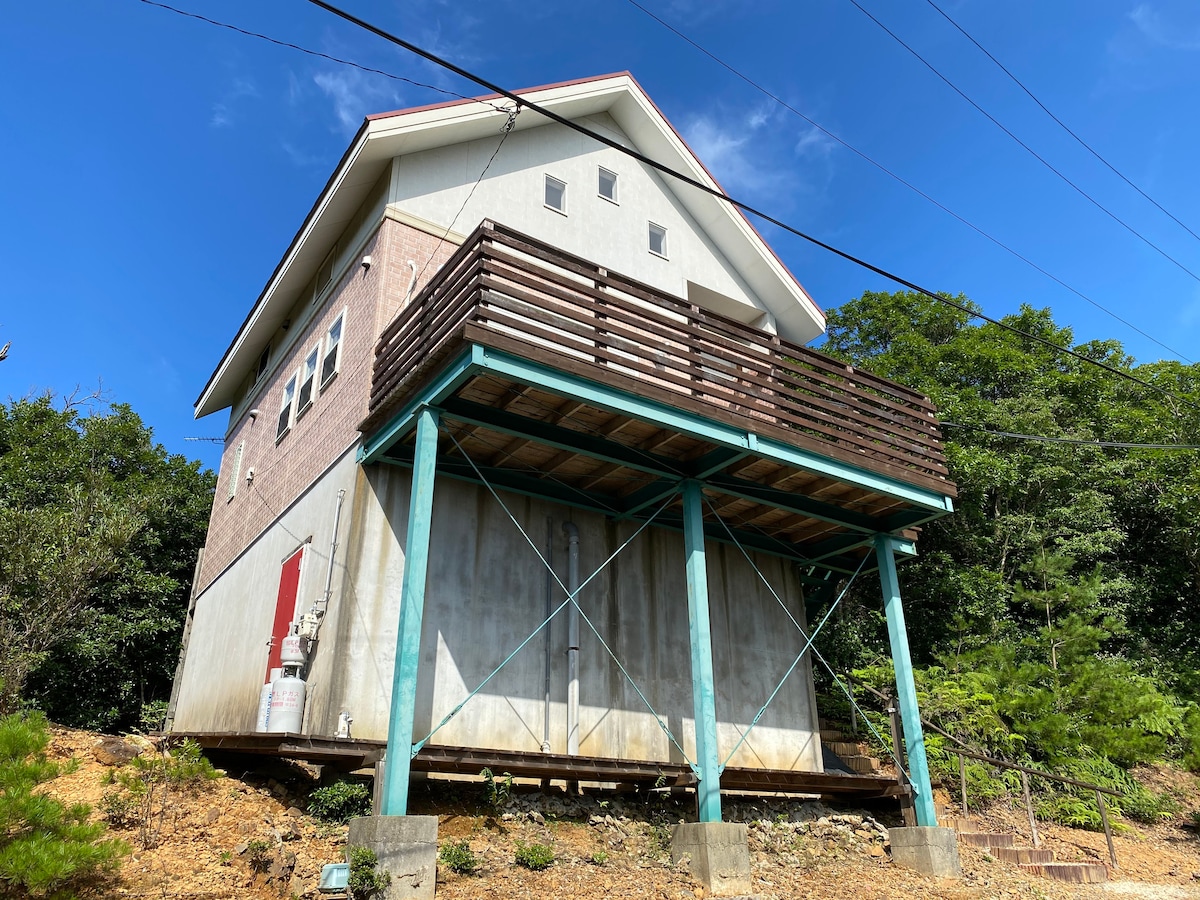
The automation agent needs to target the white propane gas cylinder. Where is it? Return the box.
[280,634,307,667]
[267,673,306,733]
[256,682,273,732]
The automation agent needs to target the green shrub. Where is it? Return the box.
[480,767,512,809]
[308,780,372,824]
[347,845,390,898]
[514,841,554,871]
[244,838,273,874]
[0,711,127,897]
[105,737,219,849]
[439,839,478,875]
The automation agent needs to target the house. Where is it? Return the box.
[168,73,955,825]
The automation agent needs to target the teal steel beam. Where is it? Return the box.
[682,480,723,823]
[619,478,684,518]
[381,450,620,516]
[381,406,441,816]
[476,348,752,451]
[359,349,479,465]
[875,534,937,827]
[703,473,880,532]
[688,447,753,479]
[439,397,681,479]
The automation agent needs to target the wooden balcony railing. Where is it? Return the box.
[366,221,953,495]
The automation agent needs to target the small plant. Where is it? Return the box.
[105,737,220,849]
[514,841,555,871]
[589,850,609,865]
[245,838,273,874]
[101,789,140,827]
[481,767,513,809]
[219,850,233,865]
[648,822,672,855]
[348,845,390,899]
[308,779,372,823]
[439,839,478,875]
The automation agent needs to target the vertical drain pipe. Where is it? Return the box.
[542,518,554,754]
[563,522,581,758]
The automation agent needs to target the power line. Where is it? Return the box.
[133,0,1200,413]
[941,421,1200,450]
[134,0,508,112]
[924,0,1200,248]
[622,0,1191,364]
[845,0,1200,286]
[297,0,1199,413]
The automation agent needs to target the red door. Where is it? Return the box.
[265,547,304,681]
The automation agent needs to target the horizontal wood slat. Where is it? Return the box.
[368,221,954,495]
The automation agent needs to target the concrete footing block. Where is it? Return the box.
[348,815,438,900]
[671,822,752,897]
[889,826,962,878]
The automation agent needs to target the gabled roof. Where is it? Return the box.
[195,72,824,418]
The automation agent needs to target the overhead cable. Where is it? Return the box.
[924,0,1200,248]
[941,421,1200,449]
[623,0,1190,363]
[298,0,1199,412]
[846,0,1200,286]
[133,0,1200,412]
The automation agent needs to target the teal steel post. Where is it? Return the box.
[682,480,722,823]
[381,406,441,816]
[874,534,938,826]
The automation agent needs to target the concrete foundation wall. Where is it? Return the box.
[330,465,821,772]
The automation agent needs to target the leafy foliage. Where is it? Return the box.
[0,394,214,728]
[513,841,555,871]
[439,839,478,875]
[0,712,126,898]
[307,780,372,824]
[347,846,389,899]
[817,291,1200,818]
[103,738,218,849]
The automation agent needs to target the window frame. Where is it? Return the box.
[277,370,299,443]
[296,342,320,419]
[226,441,245,502]
[320,308,346,392]
[544,174,568,215]
[313,244,337,305]
[598,167,618,204]
[648,222,669,259]
[255,344,271,384]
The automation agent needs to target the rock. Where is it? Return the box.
[205,809,220,824]
[286,806,304,818]
[93,737,139,766]
[234,842,248,856]
[529,810,545,824]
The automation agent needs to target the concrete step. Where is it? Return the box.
[1018,862,1108,883]
[994,847,1054,865]
[959,832,1015,849]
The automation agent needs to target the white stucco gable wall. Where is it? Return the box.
[389,113,775,329]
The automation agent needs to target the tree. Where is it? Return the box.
[0,394,215,729]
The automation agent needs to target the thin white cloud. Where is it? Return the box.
[313,69,401,134]
[682,101,835,206]
[209,76,259,129]
[1129,3,1200,50]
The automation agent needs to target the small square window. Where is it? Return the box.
[544,175,567,214]
[648,222,668,258]
[598,168,618,203]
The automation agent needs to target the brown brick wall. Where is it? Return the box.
[196,216,462,592]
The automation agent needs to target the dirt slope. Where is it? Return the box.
[39,726,1200,899]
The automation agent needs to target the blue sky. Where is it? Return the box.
[3,0,1200,472]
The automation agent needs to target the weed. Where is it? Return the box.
[439,839,478,875]
[348,845,390,899]
[101,789,140,827]
[104,737,219,849]
[590,850,609,865]
[219,850,233,865]
[481,767,513,809]
[308,779,372,824]
[514,841,555,870]
[245,838,273,874]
